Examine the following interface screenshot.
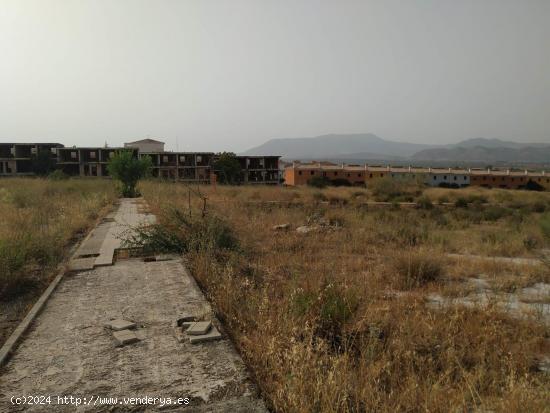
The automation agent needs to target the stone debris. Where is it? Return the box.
[189,326,222,344]
[187,321,212,336]
[113,330,140,347]
[105,319,136,331]
[272,223,290,231]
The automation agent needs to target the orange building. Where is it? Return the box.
[469,169,550,190]
[284,162,366,186]
[284,162,549,191]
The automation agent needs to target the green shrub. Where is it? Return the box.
[331,178,351,187]
[531,201,547,213]
[454,197,468,208]
[417,196,433,210]
[307,176,331,188]
[541,213,550,240]
[107,150,152,197]
[123,208,239,254]
[482,206,509,221]
[369,177,422,202]
[48,169,69,180]
[312,192,328,202]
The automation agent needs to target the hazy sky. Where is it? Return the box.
[1,0,549,151]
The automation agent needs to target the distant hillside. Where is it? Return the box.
[453,137,550,149]
[242,134,550,164]
[412,145,550,163]
[241,133,436,159]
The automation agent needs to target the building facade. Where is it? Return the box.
[0,142,280,185]
[0,143,63,176]
[283,162,549,191]
[124,139,165,153]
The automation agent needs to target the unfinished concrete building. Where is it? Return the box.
[56,147,137,177]
[236,156,280,184]
[139,152,214,183]
[0,143,63,176]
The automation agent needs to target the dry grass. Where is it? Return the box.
[0,178,117,299]
[139,181,549,412]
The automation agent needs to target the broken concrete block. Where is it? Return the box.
[175,314,197,327]
[189,326,222,344]
[180,322,193,330]
[186,321,212,336]
[105,319,136,331]
[113,330,139,347]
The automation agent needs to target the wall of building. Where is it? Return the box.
[124,141,164,153]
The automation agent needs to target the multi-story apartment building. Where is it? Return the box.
[285,162,366,186]
[469,169,550,190]
[56,147,135,177]
[284,162,549,191]
[0,143,63,176]
[140,151,215,183]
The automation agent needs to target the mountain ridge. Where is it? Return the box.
[241,134,550,164]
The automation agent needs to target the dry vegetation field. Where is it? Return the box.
[139,181,550,412]
[0,178,116,345]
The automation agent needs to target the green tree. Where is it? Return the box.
[30,150,56,176]
[107,150,152,197]
[214,152,242,184]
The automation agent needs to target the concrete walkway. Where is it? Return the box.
[0,199,265,412]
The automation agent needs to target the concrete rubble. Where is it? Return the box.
[105,318,136,331]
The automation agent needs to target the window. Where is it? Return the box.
[197,155,202,163]
[334,172,338,176]
[109,152,115,158]
[310,171,314,175]
[358,173,361,177]
[453,176,457,180]
[492,178,496,182]
[381,173,384,177]
[369,173,373,178]
[323,172,327,177]
[163,155,169,162]
[483,176,487,181]
[347,173,351,177]
[31,147,37,154]
[464,176,466,180]
[433,176,436,180]
[180,156,185,162]
[90,151,96,159]
[298,171,302,175]
[71,151,77,159]
[443,176,447,180]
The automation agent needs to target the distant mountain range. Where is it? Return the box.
[241,134,550,165]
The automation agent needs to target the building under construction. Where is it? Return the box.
[0,139,281,185]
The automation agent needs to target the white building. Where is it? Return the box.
[124,138,165,153]
[425,168,470,187]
